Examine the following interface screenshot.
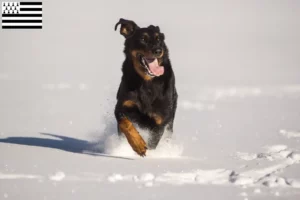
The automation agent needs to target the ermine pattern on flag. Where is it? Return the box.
[2,1,42,29]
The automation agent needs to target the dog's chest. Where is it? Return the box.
[137,83,165,114]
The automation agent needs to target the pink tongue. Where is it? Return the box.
[148,59,164,76]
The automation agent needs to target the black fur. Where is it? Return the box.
[114,18,178,150]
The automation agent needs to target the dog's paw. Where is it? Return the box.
[127,132,147,157]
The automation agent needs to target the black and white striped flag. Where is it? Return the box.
[2,1,42,29]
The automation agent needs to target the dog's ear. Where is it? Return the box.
[115,18,139,38]
[148,25,160,32]
[155,26,160,32]
[161,33,165,40]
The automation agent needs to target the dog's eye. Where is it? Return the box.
[140,36,147,43]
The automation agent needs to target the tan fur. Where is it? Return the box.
[121,27,128,36]
[149,113,163,125]
[123,100,136,108]
[119,118,147,156]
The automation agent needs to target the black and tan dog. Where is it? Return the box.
[114,18,178,157]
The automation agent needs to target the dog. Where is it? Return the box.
[114,18,178,157]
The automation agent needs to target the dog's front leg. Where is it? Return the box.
[115,101,147,157]
[118,117,147,156]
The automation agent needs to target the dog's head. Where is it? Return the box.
[115,18,168,80]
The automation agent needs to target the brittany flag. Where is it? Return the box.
[2,1,42,29]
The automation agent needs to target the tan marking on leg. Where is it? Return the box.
[119,118,147,156]
[150,113,163,125]
[123,100,136,108]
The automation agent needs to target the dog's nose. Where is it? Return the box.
[153,48,163,57]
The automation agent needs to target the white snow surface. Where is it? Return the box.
[1,0,300,199]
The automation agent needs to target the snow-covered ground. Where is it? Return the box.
[1,0,300,199]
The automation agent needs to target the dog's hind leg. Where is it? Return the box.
[147,126,165,149]
[166,121,174,133]
[155,122,174,146]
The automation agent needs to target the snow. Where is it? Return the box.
[1,0,300,199]
[280,130,300,139]
[1,85,299,199]
[49,171,66,181]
